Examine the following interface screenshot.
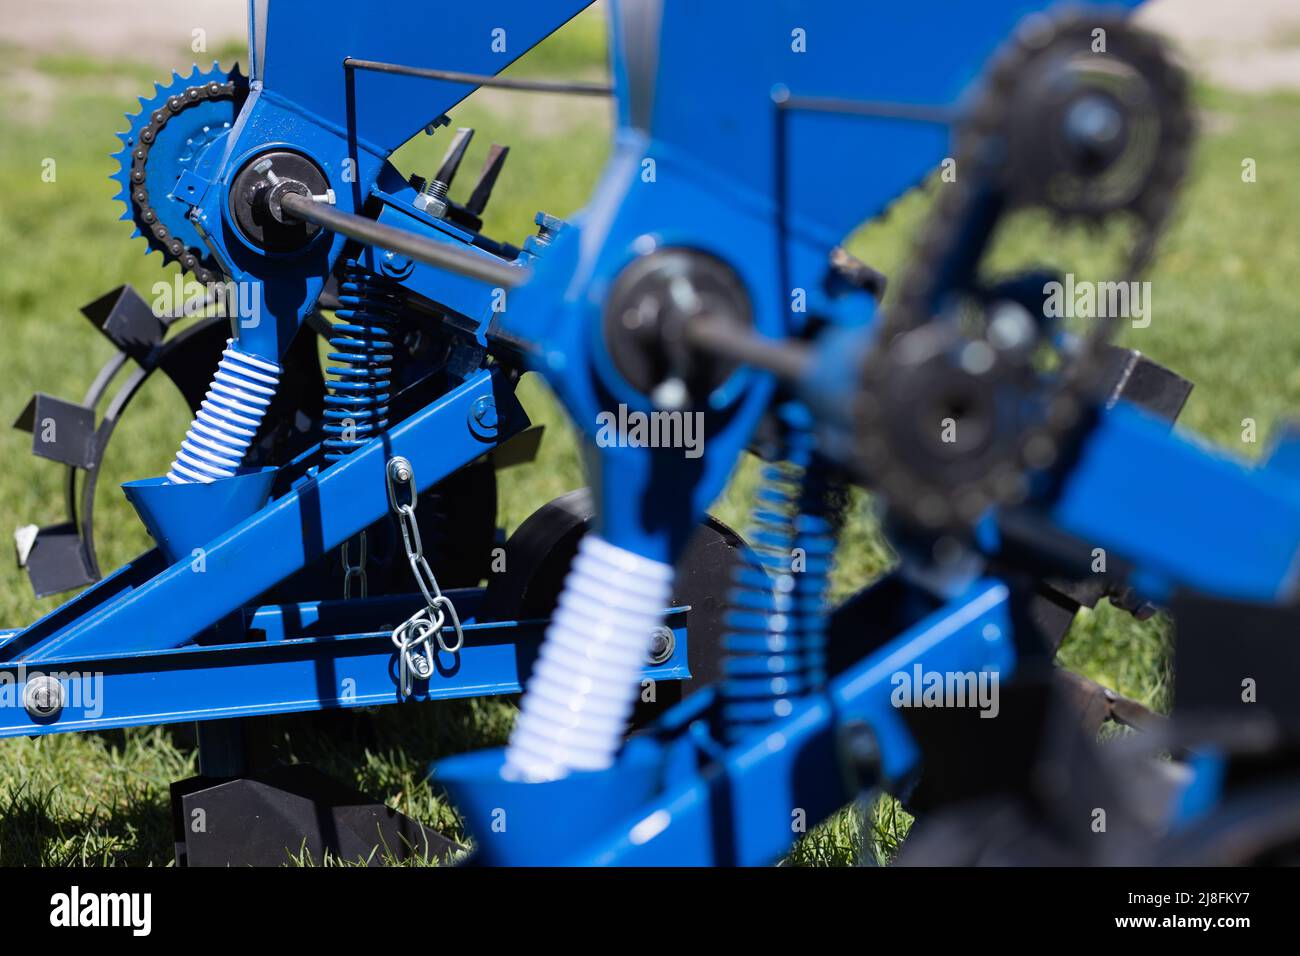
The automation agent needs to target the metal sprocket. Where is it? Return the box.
[855,10,1193,531]
[111,63,248,284]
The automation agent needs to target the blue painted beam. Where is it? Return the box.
[436,577,1014,866]
[5,368,525,662]
[0,597,689,739]
[1050,403,1300,603]
[574,578,1013,866]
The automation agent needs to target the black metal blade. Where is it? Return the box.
[19,522,97,597]
[13,394,97,468]
[466,143,509,216]
[435,127,475,187]
[80,285,164,365]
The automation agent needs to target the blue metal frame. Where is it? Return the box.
[438,576,1015,866]
[422,0,1300,866]
[186,0,594,361]
[10,0,1296,868]
[8,368,525,662]
[1049,403,1300,603]
[492,0,1143,566]
[0,598,689,739]
[434,402,1300,865]
[5,0,718,746]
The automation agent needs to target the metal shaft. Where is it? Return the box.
[684,315,813,383]
[344,57,613,97]
[281,195,808,379]
[278,192,529,288]
[777,94,956,125]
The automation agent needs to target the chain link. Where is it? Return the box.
[124,77,240,283]
[386,456,464,696]
[340,531,368,599]
[854,12,1191,531]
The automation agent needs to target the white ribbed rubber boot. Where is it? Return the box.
[504,534,675,782]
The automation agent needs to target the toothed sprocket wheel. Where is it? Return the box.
[855,11,1192,531]
[111,63,248,283]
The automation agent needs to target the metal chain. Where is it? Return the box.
[340,531,368,599]
[124,77,240,283]
[386,456,464,696]
[854,11,1191,530]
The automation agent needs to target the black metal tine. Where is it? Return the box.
[466,144,509,216]
[435,127,475,188]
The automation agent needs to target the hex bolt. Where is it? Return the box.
[647,625,676,665]
[533,211,564,247]
[388,457,413,485]
[253,157,281,185]
[24,674,64,719]
[415,179,450,218]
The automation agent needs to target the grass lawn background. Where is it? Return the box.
[0,9,1296,864]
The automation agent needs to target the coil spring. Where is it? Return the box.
[720,427,839,744]
[166,340,282,484]
[323,260,401,463]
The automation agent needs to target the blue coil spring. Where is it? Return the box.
[720,430,839,744]
[323,260,400,463]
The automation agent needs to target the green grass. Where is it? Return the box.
[0,17,1297,864]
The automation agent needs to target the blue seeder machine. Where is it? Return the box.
[7,0,1300,865]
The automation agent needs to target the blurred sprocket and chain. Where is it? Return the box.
[855,12,1193,531]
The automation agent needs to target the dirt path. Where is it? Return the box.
[4,0,244,66]
[1139,0,1300,92]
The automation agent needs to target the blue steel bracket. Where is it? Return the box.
[369,184,532,348]
[6,368,525,662]
[173,0,593,362]
[435,576,1015,866]
[1043,402,1300,604]
[486,0,1141,567]
[0,598,689,740]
